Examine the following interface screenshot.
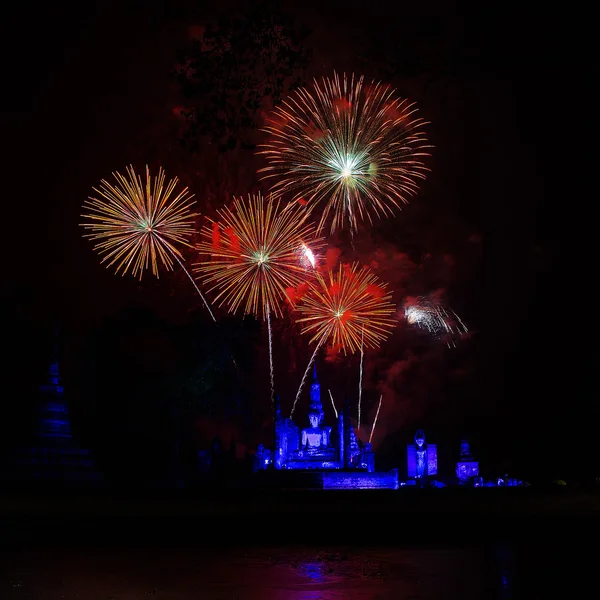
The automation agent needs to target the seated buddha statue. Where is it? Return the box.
[292,367,334,464]
[301,408,329,452]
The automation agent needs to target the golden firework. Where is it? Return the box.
[194,193,324,320]
[259,72,431,234]
[81,165,197,279]
[296,262,397,353]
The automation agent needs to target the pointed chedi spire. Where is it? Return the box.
[38,325,71,440]
[309,363,323,423]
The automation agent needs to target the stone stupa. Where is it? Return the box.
[3,329,101,487]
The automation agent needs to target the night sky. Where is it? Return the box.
[3,0,593,483]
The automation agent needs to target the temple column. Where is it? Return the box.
[273,394,282,469]
[343,397,352,469]
[338,410,345,467]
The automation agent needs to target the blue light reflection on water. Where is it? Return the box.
[292,546,517,599]
[495,544,515,599]
[1,543,592,600]
[298,561,327,583]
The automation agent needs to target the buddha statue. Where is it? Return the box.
[301,405,329,452]
[456,438,479,483]
[407,428,438,479]
[300,366,330,454]
[414,429,427,479]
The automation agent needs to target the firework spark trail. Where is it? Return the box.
[170,252,216,322]
[451,311,469,343]
[267,305,274,405]
[259,72,431,234]
[296,263,397,354]
[358,325,364,435]
[369,394,383,444]
[404,296,468,347]
[299,243,317,269]
[328,389,338,419]
[290,337,325,418]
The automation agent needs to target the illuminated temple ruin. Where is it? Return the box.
[254,367,399,489]
[2,332,101,487]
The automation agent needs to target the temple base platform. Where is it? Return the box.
[255,468,399,490]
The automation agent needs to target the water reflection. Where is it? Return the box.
[494,544,515,599]
[298,561,327,583]
[0,543,584,599]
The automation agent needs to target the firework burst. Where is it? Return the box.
[290,262,397,417]
[296,262,398,354]
[258,72,431,234]
[404,296,468,347]
[81,165,215,320]
[194,193,324,320]
[81,165,197,279]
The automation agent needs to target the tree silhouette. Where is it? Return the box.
[165,314,260,421]
[174,1,311,152]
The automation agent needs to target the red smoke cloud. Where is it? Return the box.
[325,343,343,363]
[284,282,310,307]
[296,282,309,300]
[342,263,356,280]
[303,121,324,142]
[263,110,289,130]
[188,24,206,39]
[383,102,410,125]
[171,106,187,120]
[365,283,385,298]
[332,97,352,112]
[285,287,296,304]
[339,310,352,324]
[211,222,220,250]
[324,247,341,271]
[365,351,442,449]
[224,226,240,254]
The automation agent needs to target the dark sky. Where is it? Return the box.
[3,1,594,480]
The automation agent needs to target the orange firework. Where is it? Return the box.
[194,193,324,320]
[296,262,398,354]
[81,165,197,279]
[258,72,431,234]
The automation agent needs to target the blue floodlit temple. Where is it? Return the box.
[254,366,399,489]
[456,439,479,484]
[3,332,101,487]
[407,429,438,481]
